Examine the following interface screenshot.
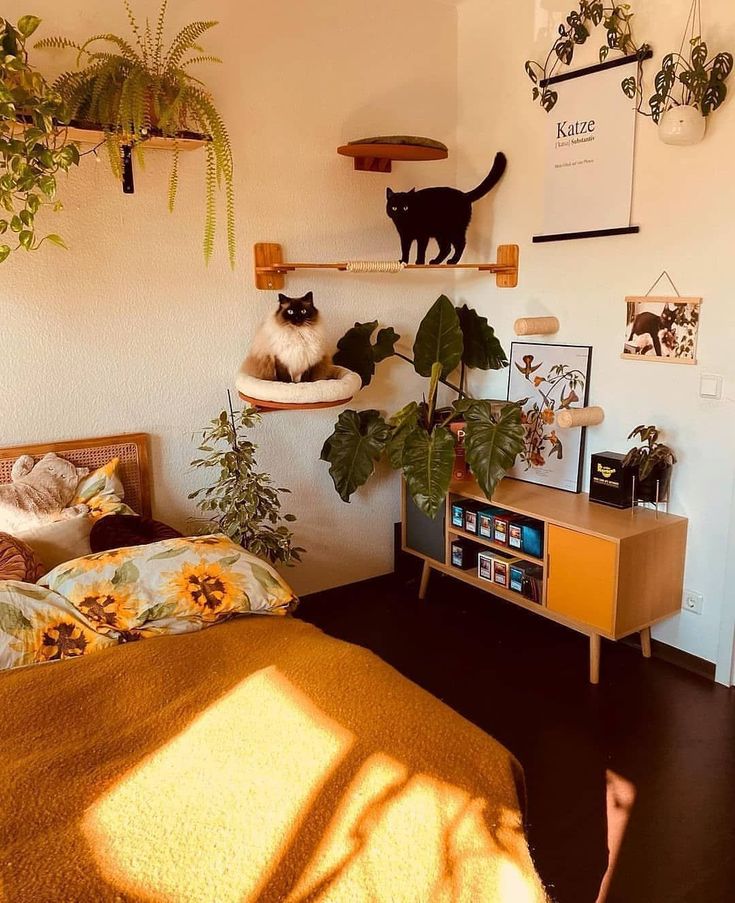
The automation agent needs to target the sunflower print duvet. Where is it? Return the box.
[42,535,297,640]
[0,580,116,670]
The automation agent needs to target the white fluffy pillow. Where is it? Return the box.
[16,516,93,574]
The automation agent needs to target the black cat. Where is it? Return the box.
[386,152,507,265]
[628,305,677,356]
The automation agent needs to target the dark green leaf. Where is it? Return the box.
[621,76,637,99]
[464,402,524,502]
[334,320,398,387]
[702,80,726,115]
[711,52,733,83]
[690,41,708,69]
[320,409,391,502]
[555,38,574,65]
[402,425,455,519]
[524,61,538,84]
[541,89,559,111]
[456,304,508,371]
[0,245,10,263]
[373,327,399,363]
[386,401,420,469]
[412,295,463,378]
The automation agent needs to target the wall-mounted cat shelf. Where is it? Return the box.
[337,136,448,172]
[254,242,519,290]
[556,406,605,429]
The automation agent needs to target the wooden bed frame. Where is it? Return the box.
[0,433,152,518]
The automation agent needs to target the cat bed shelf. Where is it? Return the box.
[236,365,361,412]
[254,242,519,290]
[338,135,448,172]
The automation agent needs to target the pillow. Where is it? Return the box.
[42,535,297,639]
[16,516,93,574]
[0,580,115,671]
[72,458,135,521]
[90,514,182,553]
[0,533,44,583]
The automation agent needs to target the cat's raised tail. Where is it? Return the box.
[464,152,507,203]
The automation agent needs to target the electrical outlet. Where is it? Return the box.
[683,590,704,615]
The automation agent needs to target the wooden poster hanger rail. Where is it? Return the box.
[254,242,520,290]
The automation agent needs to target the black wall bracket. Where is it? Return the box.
[121,145,135,194]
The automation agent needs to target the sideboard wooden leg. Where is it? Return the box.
[640,626,652,659]
[589,634,601,684]
[419,561,431,600]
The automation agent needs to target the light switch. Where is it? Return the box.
[699,374,723,399]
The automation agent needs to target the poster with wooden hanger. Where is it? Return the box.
[533,51,651,243]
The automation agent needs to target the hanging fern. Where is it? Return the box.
[37,1,236,267]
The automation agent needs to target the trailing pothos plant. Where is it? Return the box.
[525,2,650,113]
[0,14,80,262]
[320,295,525,519]
[190,406,304,566]
[37,1,235,266]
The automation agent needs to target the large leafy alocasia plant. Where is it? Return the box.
[320,295,525,518]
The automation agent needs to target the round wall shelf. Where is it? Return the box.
[338,135,448,172]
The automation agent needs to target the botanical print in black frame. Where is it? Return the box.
[507,342,592,493]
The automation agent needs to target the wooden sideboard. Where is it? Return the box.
[402,478,688,683]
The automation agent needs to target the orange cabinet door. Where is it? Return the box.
[547,525,617,633]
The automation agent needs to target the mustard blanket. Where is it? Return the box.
[0,615,548,902]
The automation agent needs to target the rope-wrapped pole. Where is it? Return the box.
[514,316,560,336]
[556,406,605,429]
[345,260,406,273]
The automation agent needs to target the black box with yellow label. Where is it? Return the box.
[589,451,633,509]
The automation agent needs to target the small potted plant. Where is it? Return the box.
[0,14,80,262]
[37,1,235,265]
[190,401,304,566]
[651,20,733,146]
[321,295,524,519]
[623,425,677,504]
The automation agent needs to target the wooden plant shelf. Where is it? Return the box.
[337,142,448,173]
[254,242,519,290]
[14,117,210,151]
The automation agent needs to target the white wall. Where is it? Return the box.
[0,0,458,595]
[456,0,735,666]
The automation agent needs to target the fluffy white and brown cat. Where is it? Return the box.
[244,292,334,382]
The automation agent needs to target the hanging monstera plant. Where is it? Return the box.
[320,295,524,518]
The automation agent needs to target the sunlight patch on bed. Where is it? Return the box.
[83,666,354,903]
[288,752,544,903]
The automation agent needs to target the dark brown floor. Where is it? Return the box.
[297,566,735,903]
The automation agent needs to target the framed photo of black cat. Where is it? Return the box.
[622,296,702,365]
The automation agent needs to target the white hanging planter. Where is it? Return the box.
[658,105,706,146]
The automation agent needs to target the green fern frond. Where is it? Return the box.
[225,177,235,270]
[165,21,217,71]
[104,131,123,180]
[153,0,168,74]
[123,0,146,63]
[168,142,179,212]
[180,55,222,68]
[203,142,217,264]
[35,36,85,52]
[79,34,140,66]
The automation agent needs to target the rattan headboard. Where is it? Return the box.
[0,433,152,518]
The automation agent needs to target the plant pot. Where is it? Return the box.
[450,420,470,482]
[633,463,672,504]
[658,105,706,146]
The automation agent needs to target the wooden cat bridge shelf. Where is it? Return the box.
[236,364,362,413]
[254,243,520,290]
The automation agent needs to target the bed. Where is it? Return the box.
[0,434,547,903]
